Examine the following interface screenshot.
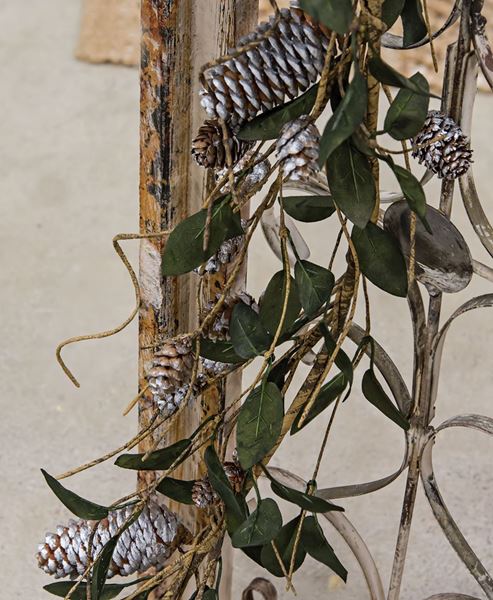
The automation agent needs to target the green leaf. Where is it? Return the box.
[156,477,195,505]
[295,260,334,317]
[205,446,247,532]
[260,516,307,577]
[44,580,146,600]
[237,382,284,470]
[237,85,318,141]
[231,498,283,548]
[390,163,430,229]
[319,70,368,164]
[268,473,344,513]
[320,324,354,391]
[203,590,219,600]
[402,0,427,46]
[283,195,335,222]
[41,470,108,520]
[162,198,243,276]
[92,509,142,600]
[382,0,406,27]
[115,439,191,471]
[384,73,430,140]
[267,355,292,389]
[299,0,353,34]
[259,270,301,336]
[326,141,376,228]
[301,517,348,582]
[230,302,271,359]
[291,373,347,434]
[362,369,410,430]
[351,222,408,297]
[199,337,245,365]
[241,545,265,567]
[368,56,437,98]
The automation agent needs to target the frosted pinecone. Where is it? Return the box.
[412,110,473,180]
[204,292,258,340]
[146,338,195,413]
[36,498,179,580]
[200,7,330,130]
[223,460,245,493]
[200,234,245,274]
[276,115,320,181]
[192,120,252,169]
[192,479,218,509]
[201,358,231,377]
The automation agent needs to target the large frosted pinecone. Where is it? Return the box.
[200,7,330,130]
[412,110,473,180]
[276,115,320,180]
[204,292,258,340]
[146,338,195,413]
[192,120,251,169]
[36,498,179,580]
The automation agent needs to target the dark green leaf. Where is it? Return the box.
[41,470,108,520]
[283,195,335,222]
[352,222,408,297]
[237,382,284,470]
[295,260,334,317]
[115,439,191,471]
[362,369,410,430]
[384,73,430,140]
[368,56,437,98]
[268,474,344,513]
[382,0,406,27]
[402,0,427,46]
[44,580,146,600]
[162,199,243,276]
[230,302,271,359]
[267,355,292,389]
[299,0,353,34]
[319,70,368,164]
[259,270,301,336]
[231,498,283,548]
[241,545,265,567]
[156,477,195,505]
[203,590,218,600]
[237,85,318,141]
[260,516,307,577]
[320,324,354,390]
[326,141,376,228]
[199,337,245,365]
[301,517,348,582]
[205,446,247,532]
[390,163,430,229]
[291,373,347,434]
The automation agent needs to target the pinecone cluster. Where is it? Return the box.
[199,7,330,130]
[192,458,245,509]
[36,498,179,580]
[276,115,320,180]
[146,337,203,414]
[192,120,252,169]
[412,110,473,180]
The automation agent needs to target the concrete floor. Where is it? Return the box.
[0,2,492,599]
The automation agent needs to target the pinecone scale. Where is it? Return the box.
[276,115,320,180]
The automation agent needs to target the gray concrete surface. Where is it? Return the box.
[0,1,492,599]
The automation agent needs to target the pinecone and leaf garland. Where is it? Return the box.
[276,115,321,181]
[199,7,331,131]
[192,120,252,169]
[412,110,473,180]
[37,498,180,580]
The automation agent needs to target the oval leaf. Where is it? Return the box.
[368,56,437,98]
[384,73,430,139]
[402,0,427,46]
[319,70,368,164]
[162,199,243,276]
[295,260,334,317]
[260,516,307,577]
[382,0,406,27]
[352,222,408,297]
[156,477,195,505]
[115,439,191,471]
[320,323,354,391]
[299,0,353,34]
[269,475,344,513]
[44,581,144,600]
[259,271,301,336]
[362,369,410,430]
[390,163,430,228]
[237,85,318,141]
[230,302,271,359]
[231,498,283,548]
[237,382,284,470]
[326,141,376,228]
[301,517,348,582]
[199,337,245,365]
[283,195,335,222]
[41,470,108,520]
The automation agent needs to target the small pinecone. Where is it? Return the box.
[276,115,320,181]
[192,479,218,509]
[412,110,473,180]
[146,338,194,412]
[223,460,246,493]
[204,292,258,340]
[200,234,245,274]
[200,7,330,130]
[36,498,179,580]
[201,358,231,377]
[192,120,251,169]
